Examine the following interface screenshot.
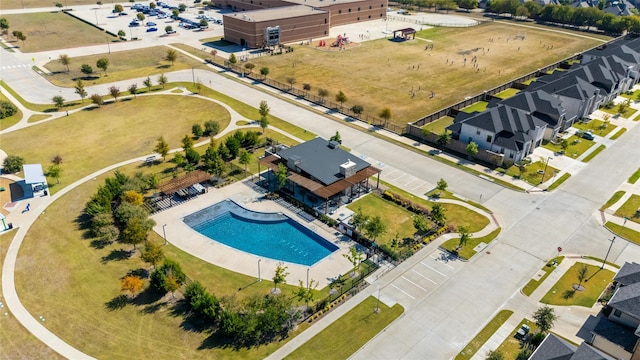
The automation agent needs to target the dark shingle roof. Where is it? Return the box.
[501,90,564,127]
[276,137,370,186]
[614,262,640,286]
[529,333,576,360]
[592,317,639,353]
[608,282,640,320]
[571,342,616,359]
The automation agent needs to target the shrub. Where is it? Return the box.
[2,155,24,173]
[0,100,17,119]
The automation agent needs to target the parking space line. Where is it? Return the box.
[391,284,415,300]
[421,262,446,276]
[411,181,426,190]
[411,269,436,284]
[401,276,427,292]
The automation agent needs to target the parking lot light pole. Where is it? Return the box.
[191,67,195,85]
[106,36,111,54]
[162,224,167,245]
[258,259,262,282]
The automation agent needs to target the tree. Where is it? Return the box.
[413,215,430,234]
[165,49,177,66]
[533,305,557,334]
[140,241,164,269]
[199,18,208,28]
[272,262,289,293]
[466,141,479,158]
[329,131,341,143]
[3,155,24,173]
[172,8,180,18]
[154,136,169,160]
[178,3,187,11]
[351,207,369,232]
[137,12,145,22]
[121,275,144,298]
[335,90,347,106]
[52,95,65,110]
[90,94,103,107]
[260,66,269,79]
[286,76,296,90]
[72,79,87,103]
[458,0,479,11]
[143,76,152,92]
[185,147,200,165]
[117,29,126,39]
[343,246,364,275]
[351,105,364,115]
[165,25,173,33]
[121,217,150,250]
[158,74,167,88]
[458,226,471,247]
[150,259,186,294]
[258,100,270,118]
[80,63,93,77]
[379,107,391,125]
[486,350,505,360]
[204,120,219,136]
[150,1,156,9]
[0,100,17,119]
[437,130,451,149]
[239,150,251,175]
[229,53,237,65]
[192,123,204,137]
[121,190,144,205]
[181,134,194,151]
[0,17,9,36]
[515,5,530,18]
[210,49,218,60]
[430,203,446,225]
[436,178,448,193]
[108,86,120,102]
[276,163,288,189]
[244,63,255,74]
[13,30,25,46]
[114,4,124,13]
[96,58,109,75]
[364,215,387,242]
[303,83,311,95]
[294,279,318,307]
[128,83,138,98]
[47,164,62,183]
[618,99,631,116]
[52,155,63,165]
[576,264,588,289]
[59,54,70,72]
[184,281,219,322]
[259,116,269,134]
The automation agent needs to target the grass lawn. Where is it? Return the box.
[284,296,404,360]
[493,88,520,99]
[247,22,605,126]
[614,194,640,225]
[14,168,313,359]
[0,230,64,360]
[440,228,501,260]
[573,119,616,137]
[1,80,89,113]
[43,46,209,87]
[620,89,640,100]
[634,113,640,121]
[503,161,558,185]
[1,12,111,52]
[493,319,538,359]
[522,257,564,296]
[600,104,637,118]
[582,256,621,269]
[610,127,627,140]
[461,101,489,113]
[540,263,614,307]
[421,116,453,135]
[1,0,98,9]
[582,144,606,163]
[455,310,513,360]
[0,95,231,194]
[27,114,52,123]
[630,168,640,184]
[605,221,640,245]
[522,78,537,85]
[547,173,571,191]
[347,194,417,249]
[379,180,490,232]
[600,191,626,211]
[0,92,22,130]
[542,135,594,159]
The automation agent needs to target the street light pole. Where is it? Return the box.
[162,224,167,245]
[106,36,111,54]
[191,67,195,85]
[95,10,98,25]
[307,268,310,290]
[601,236,615,269]
[258,259,262,282]
[375,286,381,313]
[540,156,551,184]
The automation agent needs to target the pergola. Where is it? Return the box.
[158,170,210,197]
[393,28,416,40]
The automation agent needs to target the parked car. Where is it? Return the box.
[166,29,176,34]
[582,131,595,140]
[146,27,158,32]
[146,21,157,26]
[119,12,128,16]
[515,324,530,340]
[129,20,140,27]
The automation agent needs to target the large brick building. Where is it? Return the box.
[220,0,387,48]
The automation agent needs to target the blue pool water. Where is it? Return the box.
[184,201,338,266]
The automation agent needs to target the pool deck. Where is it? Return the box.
[151,180,355,288]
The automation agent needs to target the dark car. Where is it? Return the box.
[582,131,595,140]
[129,20,140,27]
[515,324,530,340]
[146,27,158,32]
[146,21,157,26]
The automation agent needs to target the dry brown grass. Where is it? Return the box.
[248,22,607,125]
[1,12,112,53]
[1,0,99,10]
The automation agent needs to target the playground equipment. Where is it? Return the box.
[331,34,349,48]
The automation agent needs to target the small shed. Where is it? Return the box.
[23,164,47,195]
[393,28,416,40]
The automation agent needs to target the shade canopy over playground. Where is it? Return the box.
[393,28,416,40]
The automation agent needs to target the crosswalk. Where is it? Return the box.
[0,64,30,71]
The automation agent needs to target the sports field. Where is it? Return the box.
[248,22,609,125]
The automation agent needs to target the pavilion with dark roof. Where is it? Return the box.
[258,137,381,214]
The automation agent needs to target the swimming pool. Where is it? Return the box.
[183,200,338,266]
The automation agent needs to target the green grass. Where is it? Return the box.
[600,104,637,118]
[503,161,558,185]
[540,263,614,307]
[0,92,22,130]
[522,257,565,296]
[614,194,640,225]
[605,221,640,245]
[493,88,520,99]
[522,78,536,85]
[0,95,231,194]
[0,80,72,113]
[421,116,453,135]
[1,12,112,52]
[582,256,621,269]
[582,144,606,163]
[543,135,594,159]
[455,310,514,360]
[284,296,404,360]
[547,173,571,191]
[600,191,626,211]
[378,180,490,232]
[14,168,312,359]
[629,169,640,184]
[43,46,209,87]
[634,113,640,121]
[572,119,616,137]
[610,127,627,140]
[493,319,538,359]
[620,89,640,100]
[461,101,489,113]
[440,228,501,260]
